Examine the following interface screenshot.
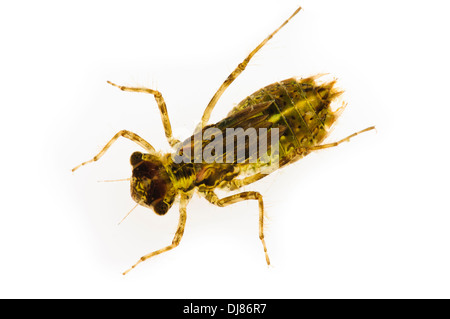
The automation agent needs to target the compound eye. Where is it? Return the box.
[130,152,143,166]
[153,201,169,215]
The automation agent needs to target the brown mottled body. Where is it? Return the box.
[72,6,375,274]
[168,75,344,195]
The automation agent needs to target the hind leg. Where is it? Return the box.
[308,126,375,151]
[199,6,302,128]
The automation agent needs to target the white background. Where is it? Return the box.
[1,0,449,298]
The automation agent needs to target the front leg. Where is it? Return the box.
[72,130,155,172]
[202,190,270,265]
[123,195,189,275]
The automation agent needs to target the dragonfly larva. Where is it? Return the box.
[72,5,375,275]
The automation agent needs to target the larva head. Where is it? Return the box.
[130,152,175,215]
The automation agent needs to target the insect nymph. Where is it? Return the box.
[73,6,374,275]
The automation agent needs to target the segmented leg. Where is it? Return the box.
[123,195,189,275]
[202,191,270,265]
[228,173,267,191]
[229,127,376,188]
[308,126,376,151]
[72,130,154,172]
[107,81,180,148]
[199,6,302,128]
